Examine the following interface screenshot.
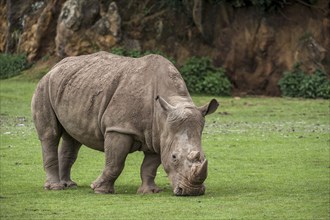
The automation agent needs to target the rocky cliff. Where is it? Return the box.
[1,0,329,95]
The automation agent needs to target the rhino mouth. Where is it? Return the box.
[173,182,205,196]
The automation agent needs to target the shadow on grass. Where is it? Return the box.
[64,184,173,195]
[71,184,260,197]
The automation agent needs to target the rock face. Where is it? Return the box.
[55,0,121,57]
[18,0,61,61]
[0,2,7,52]
[0,0,329,95]
[1,0,121,60]
[208,4,329,95]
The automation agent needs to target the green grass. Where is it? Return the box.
[1,79,329,219]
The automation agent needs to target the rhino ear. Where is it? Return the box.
[198,99,219,116]
[156,96,175,112]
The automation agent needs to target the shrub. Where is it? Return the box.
[0,53,29,79]
[180,56,231,96]
[278,64,330,99]
[110,47,176,63]
[110,47,126,56]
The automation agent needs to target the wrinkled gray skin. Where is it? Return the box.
[31,52,219,196]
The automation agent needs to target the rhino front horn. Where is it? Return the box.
[192,159,208,184]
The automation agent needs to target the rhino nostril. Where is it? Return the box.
[174,187,183,196]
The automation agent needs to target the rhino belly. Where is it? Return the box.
[54,94,106,151]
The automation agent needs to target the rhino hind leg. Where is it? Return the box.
[35,108,64,190]
[32,75,65,190]
[59,132,82,188]
[137,152,162,194]
[41,137,65,190]
[91,132,133,194]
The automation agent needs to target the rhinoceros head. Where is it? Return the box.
[157,96,219,196]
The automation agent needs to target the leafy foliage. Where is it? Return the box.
[180,56,231,96]
[0,53,29,79]
[278,64,330,99]
[111,47,146,58]
[110,47,176,63]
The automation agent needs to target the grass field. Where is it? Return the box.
[0,79,329,219]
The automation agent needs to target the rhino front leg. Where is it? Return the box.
[91,132,133,194]
[59,132,81,188]
[137,152,162,194]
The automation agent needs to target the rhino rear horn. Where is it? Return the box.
[188,151,201,162]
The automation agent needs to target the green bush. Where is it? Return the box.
[110,47,175,63]
[279,64,330,99]
[110,47,147,57]
[180,56,231,96]
[0,53,29,79]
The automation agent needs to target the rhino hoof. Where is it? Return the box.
[90,183,115,194]
[94,189,115,194]
[44,182,65,190]
[61,180,77,188]
[137,185,162,194]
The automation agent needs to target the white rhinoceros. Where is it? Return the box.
[32,51,219,196]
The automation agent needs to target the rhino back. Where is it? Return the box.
[44,52,154,150]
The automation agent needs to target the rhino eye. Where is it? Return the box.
[172,154,177,159]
